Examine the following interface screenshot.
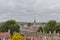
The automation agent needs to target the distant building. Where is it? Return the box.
[20,18,45,35]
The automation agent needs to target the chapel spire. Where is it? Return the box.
[33,17,36,25]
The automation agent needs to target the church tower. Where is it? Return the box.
[33,17,36,25]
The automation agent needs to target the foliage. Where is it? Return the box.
[0,20,20,34]
[27,23,32,26]
[56,24,60,33]
[38,20,60,33]
[44,20,57,33]
[9,32,26,40]
[37,26,43,32]
[47,20,57,27]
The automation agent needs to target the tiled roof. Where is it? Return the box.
[0,32,11,38]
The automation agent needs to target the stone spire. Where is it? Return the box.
[33,17,36,25]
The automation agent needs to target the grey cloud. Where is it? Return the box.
[0,0,60,22]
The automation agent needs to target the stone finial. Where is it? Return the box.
[8,29,10,33]
[53,31,56,34]
[49,31,51,34]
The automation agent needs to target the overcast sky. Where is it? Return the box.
[0,0,60,22]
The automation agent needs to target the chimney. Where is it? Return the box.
[8,29,10,33]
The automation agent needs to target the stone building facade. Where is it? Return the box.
[23,31,60,40]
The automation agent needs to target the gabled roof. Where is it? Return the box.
[0,32,11,38]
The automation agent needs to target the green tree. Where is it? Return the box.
[56,24,60,33]
[27,23,32,26]
[37,26,43,32]
[44,20,57,33]
[9,32,26,40]
[1,20,20,34]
